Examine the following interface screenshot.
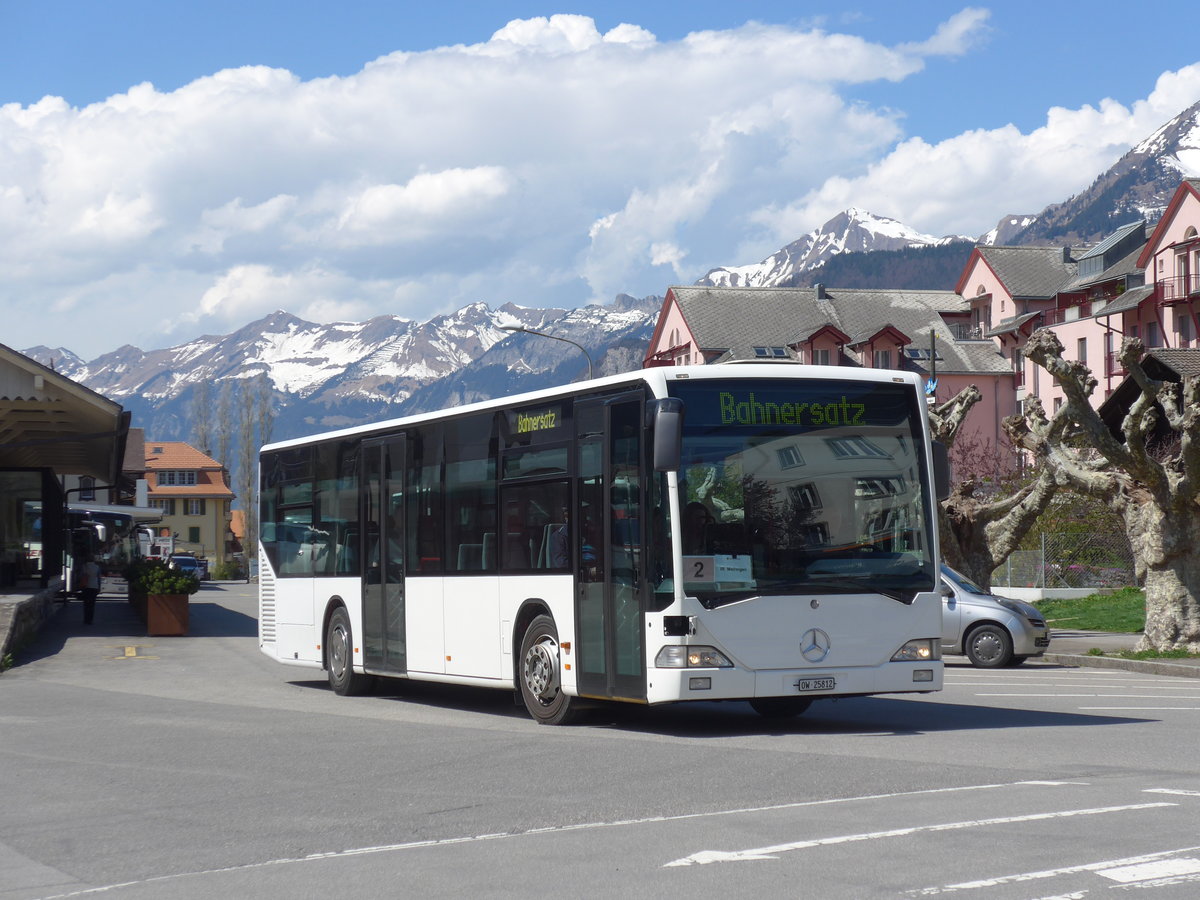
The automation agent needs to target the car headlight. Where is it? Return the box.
[891,639,940,662]
[996,597,1041,619]
[655,645,734,668]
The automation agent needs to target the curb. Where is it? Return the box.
[1041,651,1200,679]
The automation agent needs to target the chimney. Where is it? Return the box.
[815,283,827,300]
[1062,246,1072,263]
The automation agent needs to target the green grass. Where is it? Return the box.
[1035,587,1146,633]
[1038,588,1200,659]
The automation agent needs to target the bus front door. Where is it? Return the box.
[575,395,645,703]
[361,435,407,674]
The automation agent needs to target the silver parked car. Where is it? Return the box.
[940,565,1051,667]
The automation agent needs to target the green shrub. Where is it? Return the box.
[127,558,200,596]
[211,560,241,580]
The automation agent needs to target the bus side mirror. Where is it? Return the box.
[932,441,951,502]
[649,398,683,472]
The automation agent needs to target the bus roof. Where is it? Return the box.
[260,363,925,454]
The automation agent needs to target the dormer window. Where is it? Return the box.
[158,470,198,486]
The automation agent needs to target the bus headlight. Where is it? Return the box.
[656,645,734,668]
[891,639,940,662]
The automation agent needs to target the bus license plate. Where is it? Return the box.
[795,677,835,692]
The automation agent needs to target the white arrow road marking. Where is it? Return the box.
[1099,857,1200,883]
[663,803,1175,868]
[910,845,1200,895]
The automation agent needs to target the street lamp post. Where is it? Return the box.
[499,325,595,381]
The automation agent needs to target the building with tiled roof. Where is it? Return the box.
[642,178,1200,480]
[645,284,1018,469]
[144,441,235,567]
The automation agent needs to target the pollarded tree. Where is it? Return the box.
[928,384,1061,590]
[1020,328,1200,652]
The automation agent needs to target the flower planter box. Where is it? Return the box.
[146,593,189,636]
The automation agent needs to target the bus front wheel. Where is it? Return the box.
[326,607,374,696]
[519,615,578,725]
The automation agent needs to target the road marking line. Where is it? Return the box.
[1099,857,1200,883]
[27,781,1079,898]
[1079,706,1200,710]
[1145,788,1200,797]
[909,844,1200,895]
[662,803,1174,868]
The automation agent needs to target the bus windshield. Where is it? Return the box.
[670,377,936,606]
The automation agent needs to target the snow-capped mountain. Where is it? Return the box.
[697,208,971,288]
[22,295,660,446]
[999,99,1200,246]
[24,100,1200,471]
[697,101,1200,283]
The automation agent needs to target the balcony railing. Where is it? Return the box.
[949,323,985,340]
[1042,302,1092,326]
[1157,274,1200,303]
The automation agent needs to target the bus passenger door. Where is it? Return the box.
[575,395,646,702]
[361,435,407,674]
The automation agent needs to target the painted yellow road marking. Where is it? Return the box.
[106,645,158,660]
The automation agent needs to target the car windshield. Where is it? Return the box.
[670,378,936,607]
[942,565,988,594]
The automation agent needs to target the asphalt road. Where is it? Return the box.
[2,584,1199,899]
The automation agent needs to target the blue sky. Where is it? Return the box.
[2,2,1199,357]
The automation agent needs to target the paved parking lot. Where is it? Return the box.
[3,588,1199,898]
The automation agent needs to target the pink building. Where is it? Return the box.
[642,178,1200,473]
[643,284,1016,476]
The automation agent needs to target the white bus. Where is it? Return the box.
[258,364,948,724]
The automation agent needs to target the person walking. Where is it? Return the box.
[80,557,101,625]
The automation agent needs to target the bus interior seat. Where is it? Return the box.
[481,532,495,570]
[456,542,483,571]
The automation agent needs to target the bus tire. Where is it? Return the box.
[750,697,813,718]
[519,615,578,725]
[326,606,374,696]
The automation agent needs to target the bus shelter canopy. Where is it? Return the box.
[0,343,128,483]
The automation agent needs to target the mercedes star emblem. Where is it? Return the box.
[800,628,831,662]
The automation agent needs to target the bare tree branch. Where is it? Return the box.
[928,385,981,444]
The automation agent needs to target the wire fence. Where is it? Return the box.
[991,531,1136,589]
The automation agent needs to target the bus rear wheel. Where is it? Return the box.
[326,606,374,696]
[750,697,814,718]
[519,615,578,725]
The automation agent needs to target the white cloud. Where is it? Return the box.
[1,9,1196,359]
[194,264,383,329]
[899,7,991,56]
[334,167,514,243]
[753,67,1200,241]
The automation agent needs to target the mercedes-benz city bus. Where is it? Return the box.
[258,364,948,724]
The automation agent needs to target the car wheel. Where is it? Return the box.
[325,607,374,696]
[965,623,1014,668]
[519,615,579,725]
[749,697,814,718]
